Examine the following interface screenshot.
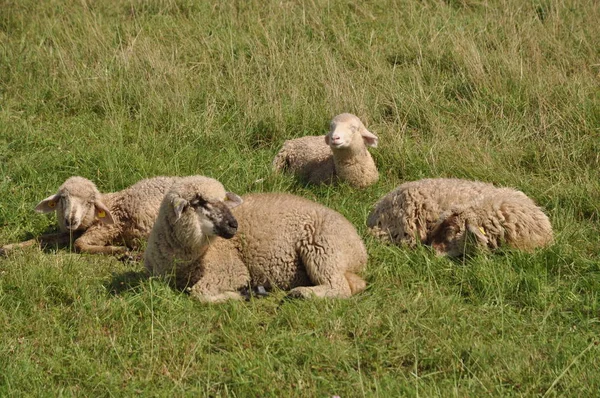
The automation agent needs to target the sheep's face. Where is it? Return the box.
[173,191,243,240]
[193,195,239,239]
[427,212,488,257]
[35,177,115,232]
[325,113,378,150]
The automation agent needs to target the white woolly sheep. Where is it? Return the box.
[367,178,552,256]
[2,176,181,256]
[272,113,379,188]
[426,188,553,257]
[144,175,368,302]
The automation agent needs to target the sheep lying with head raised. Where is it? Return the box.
[2,176,180,256]
[367,178,552,256]
[272,113,379,188]
[144,176,368,302]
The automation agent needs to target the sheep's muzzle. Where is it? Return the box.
[211,202,238,239]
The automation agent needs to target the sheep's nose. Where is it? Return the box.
[65,218,78,230]
[228,218,238,230]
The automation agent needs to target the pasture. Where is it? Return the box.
[0,0,599,395]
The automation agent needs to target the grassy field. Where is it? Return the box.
[1,0,599,395]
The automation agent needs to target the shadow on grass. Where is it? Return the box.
[1,229,84,257]
[105,270,148,295]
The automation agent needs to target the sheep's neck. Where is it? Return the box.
[332,147,377,186]
[331,145,366,164]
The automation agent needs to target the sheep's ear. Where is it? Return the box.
[35,194,60,213]
[361,129,378,148]
[427,213,455,242]
[466,220,488,246]
[94,201,115,224]
[224,192,243,209]
[172,198,188,221]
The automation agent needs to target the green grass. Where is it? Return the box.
[1,0,599,395]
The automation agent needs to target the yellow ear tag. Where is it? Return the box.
[97,210,106,218]
[48,201,56,208]
[479,227,486,236]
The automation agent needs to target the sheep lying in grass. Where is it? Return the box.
[1,176,180,256]
[426,188,553,257]
[144,176,368,302]
[367,178,552,256]
[272,113,379,188]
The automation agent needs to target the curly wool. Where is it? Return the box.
[427,187,553,256]
[272,113,378,188]
[367,178,494,246]
[367,178,553,256]
[39,176,181,255]
[145,178,368,302]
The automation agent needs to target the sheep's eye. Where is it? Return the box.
[190,196,208,209]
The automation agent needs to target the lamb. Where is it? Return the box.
[272,113,379,188]
[367,178,552,256]
[426,188,553,257]
[1,176,181,256]
[144,175,368,303]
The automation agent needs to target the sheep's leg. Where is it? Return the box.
[287,274,353,299]
[188,250,250,303]
[292,247,355,299]
[189,287,245,303]
[73,224,129,255]
[1,232,76,256]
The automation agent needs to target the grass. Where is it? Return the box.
[1,0,599,395]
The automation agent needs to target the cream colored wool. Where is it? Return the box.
[272,113,379,188]
[427,187,553,257]
[145,176,368,303]
[32,176,181,255]
[367,178,552,256]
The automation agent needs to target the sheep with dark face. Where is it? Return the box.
[145,176,368,303]
[272,113,379,188]
[1,176,180,256]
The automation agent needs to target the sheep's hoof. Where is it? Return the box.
[286,287,314,299]
[255,285,269,297]
[239,285,270,301]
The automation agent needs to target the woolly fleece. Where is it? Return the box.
[367,178,552,256]
[272,113,378,188]
[145,177,368,302]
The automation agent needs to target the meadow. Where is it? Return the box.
[0,0,599,395]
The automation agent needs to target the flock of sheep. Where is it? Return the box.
[0,113,553,302]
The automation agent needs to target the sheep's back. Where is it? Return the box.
[273,136,335,184]
[367,178,496,244]
[231,193,366,289]
[111,176,181,245]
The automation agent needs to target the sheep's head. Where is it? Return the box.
[35,176,115,232]
[167,177,243,240]
[426,210,488,257]
[325,113,378,151]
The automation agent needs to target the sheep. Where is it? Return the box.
[272,113,379,188]
[367,178,552,256]
[1,176,181,256]
[144,175,368,303]
[367,178,495,247]
[426,188,553,257]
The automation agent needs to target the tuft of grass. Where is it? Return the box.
[1,0,599,395]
